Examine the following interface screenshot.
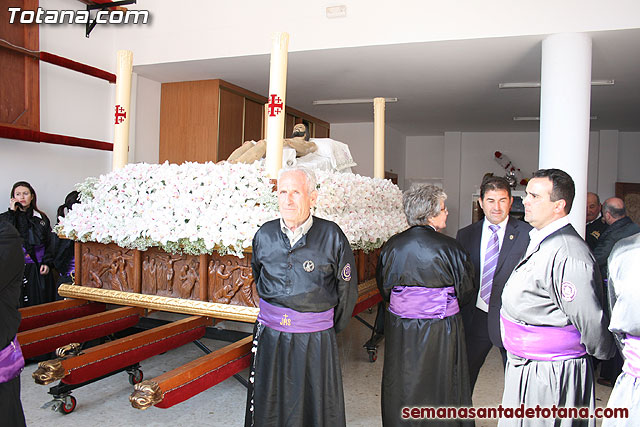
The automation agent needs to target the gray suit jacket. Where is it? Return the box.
[456,216,531,347]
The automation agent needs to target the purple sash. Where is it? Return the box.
[501,313,587,361]
[257,298,334,333]
[23,244,45,264]
[622,335,640,378]
[65,257,76,277]
[388,286,460,319]
[0,337,25,383]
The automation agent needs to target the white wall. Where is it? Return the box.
[384,126,406,189]
[2,0,119,219]
[115,1,640,66]
[405,135,445,182]
[133,75,161,164]
[330,123,406,188]
[618,132,640,182]
[331,123,374,177]
[405,130,639,236]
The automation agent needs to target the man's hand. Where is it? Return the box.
[40,265,50,275]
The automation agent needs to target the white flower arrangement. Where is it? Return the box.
[57,162,408,257]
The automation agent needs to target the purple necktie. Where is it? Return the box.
[480,224,500,305]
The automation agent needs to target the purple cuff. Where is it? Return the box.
[501,313,587,361]
[23,244,45,264]
[622,335,640,378]
[388,286,459,319]
[0,337,25,383]
[257,298,334,333]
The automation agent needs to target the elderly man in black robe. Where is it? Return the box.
[244,166,358,427]
[377,184,474,426]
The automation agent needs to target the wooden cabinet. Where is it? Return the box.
[159,79,329,164]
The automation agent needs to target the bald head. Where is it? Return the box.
[586,192,601,222]
[602,197,626,225]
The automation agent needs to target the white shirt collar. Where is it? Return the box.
[526,216,570,255]
[483,215,509,233]
[280,214,314,246]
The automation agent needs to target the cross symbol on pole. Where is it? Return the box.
[114,105,127,124]
[268,94,283,117]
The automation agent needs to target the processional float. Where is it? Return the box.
[16,31,396,416]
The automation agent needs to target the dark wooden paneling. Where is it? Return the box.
[218,88,245,161]
[243,98,263,142]
[315,123,330,138]
[159,80,219,163]
[285,113,296,138]
[0,0,39,131]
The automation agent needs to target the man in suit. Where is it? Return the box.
[586,192,608,250]
[456,176,531,392]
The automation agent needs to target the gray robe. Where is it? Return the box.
[499,224,615,427]
[602,234,640,427]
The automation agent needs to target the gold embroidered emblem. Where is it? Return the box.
[591,231,601,239]
[280,314,291,326]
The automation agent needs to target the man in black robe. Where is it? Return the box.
[377,184,474,426]
[245,167,358,427]
[0,221,27,426]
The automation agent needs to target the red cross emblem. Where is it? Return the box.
[114,105,127,124]
[268,94,283,117]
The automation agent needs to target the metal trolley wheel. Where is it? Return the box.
[59,395,77,415]
[128,368,144,385]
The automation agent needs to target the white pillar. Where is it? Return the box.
[113,50,133,171]
[373,98,385,179]
[539,33,592,237]
[265,32,289,179]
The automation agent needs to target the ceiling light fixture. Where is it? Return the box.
[513,115,598,121]
[312,97,398,105]
[499,79,614,89]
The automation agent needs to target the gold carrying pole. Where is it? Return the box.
[57,284,259,323]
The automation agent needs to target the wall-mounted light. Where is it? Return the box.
[513,116,598,121]
[499,79,614,89]
[312,97,398,105]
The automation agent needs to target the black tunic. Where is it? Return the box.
[0,221,27,426]
[0,208,56,306]
[245,217,358,427]
[377,225,475,426]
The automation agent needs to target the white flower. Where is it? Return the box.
[57,162,407,255]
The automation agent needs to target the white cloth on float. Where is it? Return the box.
[308,138,357,173]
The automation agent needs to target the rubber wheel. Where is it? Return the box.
[368,349,377,363]
[129,369,144,385]
[60,395,76,414]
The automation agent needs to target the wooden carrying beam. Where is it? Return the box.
[19,299,106,332]
[18,306,144,359]
[130,336,253,409]
[58,284,259,323]
[32,316,211,386]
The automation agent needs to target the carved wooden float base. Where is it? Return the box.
[58,284,259,323]
[33,316,211,385]
[130,336,253,410]
[19,299,106,332]
[18,307,144,359]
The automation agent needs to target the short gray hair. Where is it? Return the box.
[403,184,447,226]
[277,166,317,194]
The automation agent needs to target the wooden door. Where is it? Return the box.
[218,88,245,161]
